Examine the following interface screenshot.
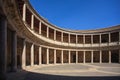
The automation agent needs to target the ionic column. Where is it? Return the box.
[68,34,70,43]
[83,35,85,44]
[100,34,101,44]
[31,15,34,30]
[22,39,26,68]
[0,15,7,80]
[54,49,56,64]
[31,44,34,66]
[39,21,41,34]
[11,31,17,72]
[54,30,56,40]
[68,50,71,64]
[91,51,93,63]
[47,27,49,38]
[39,46,41,65]
[109,33,111,43]
[61,32,63,42]
[109,50,111,63]
[76,51,78,63]
[47,48,49,64]
[61,50,63,64]
[100,50,102,63]
[76,35,78,44]
[83,51,85,63]
[91,35,93,44]
[22,3,26,21]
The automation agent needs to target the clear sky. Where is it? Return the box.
[29,0,120,30]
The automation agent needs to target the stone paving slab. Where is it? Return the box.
[7,63,120,80]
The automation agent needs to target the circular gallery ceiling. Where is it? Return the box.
[29,0,120,30]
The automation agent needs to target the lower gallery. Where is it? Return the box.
[0,0,120,80]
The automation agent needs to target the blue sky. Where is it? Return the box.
[29,0,120,30]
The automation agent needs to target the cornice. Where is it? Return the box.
[26,0,120,34]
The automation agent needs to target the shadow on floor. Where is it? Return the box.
[23,71,120,80]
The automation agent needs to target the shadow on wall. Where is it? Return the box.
[7,70,120,80]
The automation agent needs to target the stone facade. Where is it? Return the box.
[0,0,120,80]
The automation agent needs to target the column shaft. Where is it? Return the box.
[39,46,41,65]
[119,49,120,63]
[61,50,63,64]
[39,22,41,34]
[83,51,85,63]
[0,15,7,80]
[47,27,49,38]
[22,39,26,68]
[22,4,26,21]
[91,51,93,63]
[76,35,78,44]
[11,31,17,72]
[76,51,78,63]
[100,50,102,63]
[31,15,34,29]
[47,48,49,64]
[68,34,70,43]
[109,33,111,43]
[68,50,71,64]
[54,30,56,40]
[61,32,63,42]
[31,44,34,66]
[109,50,111,63]
[83,35,85,44]
[54,49,56,64]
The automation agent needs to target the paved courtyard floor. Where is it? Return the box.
[7,63,120,80]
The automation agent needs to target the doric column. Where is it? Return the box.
[47,48,49,64]
[61,50,63,64]
[100,50,102,63]
[11,31,17,72]
[68,50,71,64]
[39,21,41,34]
[76,51,78,63]
[22,3,26,21]
[39,46,41,65]
[31,15,34,30]
[91,51,93,63]
[54,30,56,40]
[109,50,111,63]
[31,44,34,66]
[83,51,85,63]
[47,27,49,38]
[22,39,26,68]
[54,49,56,64]
[0,15,7,80]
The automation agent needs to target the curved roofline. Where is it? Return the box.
[26,0,120,33]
